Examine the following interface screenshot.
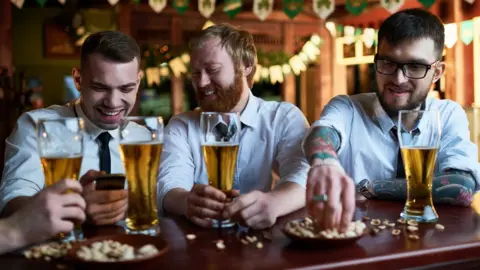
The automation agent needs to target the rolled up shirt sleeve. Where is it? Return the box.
[305,95,354,155]
[0,112,44,214]
[275,104,310,188]
[437,103,480,190]
[156,116,195,215]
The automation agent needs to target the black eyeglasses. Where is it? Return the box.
[374,55,438,79]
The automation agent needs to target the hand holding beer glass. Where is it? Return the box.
[200,112,241,228]
[119,116,163,235]
[37,118,85,241]
[398,110,441,223]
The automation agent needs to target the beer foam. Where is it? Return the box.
[202,142,239,147]
[120,141,163,145]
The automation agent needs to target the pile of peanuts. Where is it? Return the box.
[285,217,367,239]
[364,216,445,240]
[76,240,159,262]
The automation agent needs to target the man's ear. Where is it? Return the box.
[72,68,82,92]
[244,65,253,77]
[432,62,445,84]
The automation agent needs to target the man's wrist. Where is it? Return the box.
[310,155,345,173]
[2,215,27,249]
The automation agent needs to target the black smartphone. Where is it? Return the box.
[95,174,126,190]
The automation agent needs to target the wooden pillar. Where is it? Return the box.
[0,0,12,73]
[117,2,132,36]
[170,17,184,115]
[453,0,466,105]
[317,24,334,118]
[282,23,296,104]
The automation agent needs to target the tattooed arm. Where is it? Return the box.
[304,126,356,231]
[361,170,475,207]
[303,126,342,166]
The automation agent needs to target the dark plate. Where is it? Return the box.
[66,234,169,269]
[282,218,367,248]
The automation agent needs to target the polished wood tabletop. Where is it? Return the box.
[2,200,480,270]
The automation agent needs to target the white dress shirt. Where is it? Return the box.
[310,93,480,188]
[0,99,126,213]
[157,91,310,213]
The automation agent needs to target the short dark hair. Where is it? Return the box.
[80,31,141,70]
[378,8,445,59]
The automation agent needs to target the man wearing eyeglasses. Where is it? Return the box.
[303,8,479,232]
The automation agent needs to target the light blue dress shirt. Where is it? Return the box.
[0,100,143,213]
[157,91,310,213]
[310,93,480,188]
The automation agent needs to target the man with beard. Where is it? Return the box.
[0,31,142,226]
[303,8,479,232]
[157,24,310,229]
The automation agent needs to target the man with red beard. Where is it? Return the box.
[1,31,142,227]
[303,8,479,233]
[158,24,310,229]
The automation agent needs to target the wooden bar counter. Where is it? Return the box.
[2,200,480,269]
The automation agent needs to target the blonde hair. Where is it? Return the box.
[189,23,257,88]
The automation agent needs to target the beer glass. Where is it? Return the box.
[200,112,241,228]
[37,117,85,241]
[398,110,441,223]
[119,116,163,235]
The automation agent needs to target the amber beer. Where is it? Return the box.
[41,155,83,186]
[202,143,239,194]
[401,146,438,219]
[120,142,163,231]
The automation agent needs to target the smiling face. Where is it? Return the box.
[190,38,247,112]
[375,38,445,117]
[73,53,141,130]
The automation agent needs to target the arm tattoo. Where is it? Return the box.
[366,170,476,207]
[303,126,341,164]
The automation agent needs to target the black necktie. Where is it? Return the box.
[97,132,112,174]
[214,122,241,142]
[391,127,406,178]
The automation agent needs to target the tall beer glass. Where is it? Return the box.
[200,112,241,228]
[37,117,85,241]
[398,110,441,223]
[119,116,163,235]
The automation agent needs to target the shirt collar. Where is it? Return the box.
[74,99,119,140]
[239,90,259,129]
[373,95,429,134]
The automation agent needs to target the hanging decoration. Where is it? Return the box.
[345,0,367,16]
[444,23,458,48]
[325,22,336,36]
[143,34,321,85]
[11,0,24,9]
[313,0,335,20]
[223,0,243,19]
[417,0,436,8]
[363,28,376,48]
[461,20,474,45]
[343,26,355,45]
[58,0,66,5]
[173,0,190,14]
[132,0,141,4]
[380,0,404,13]
[107,0,120,6]
[283,0,303,19]
[199,0,216,18]
[465,0,475,4]
[253,0,274,21]
[36,0,47,7]
[149,0,167,13]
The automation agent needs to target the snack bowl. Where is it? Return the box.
[66,234,169,269]
[282,218,367,247]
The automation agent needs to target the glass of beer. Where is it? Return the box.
[200,112,241,228]
[37,117,85,241]
[118,116,163,235]
[398,110,441,223]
